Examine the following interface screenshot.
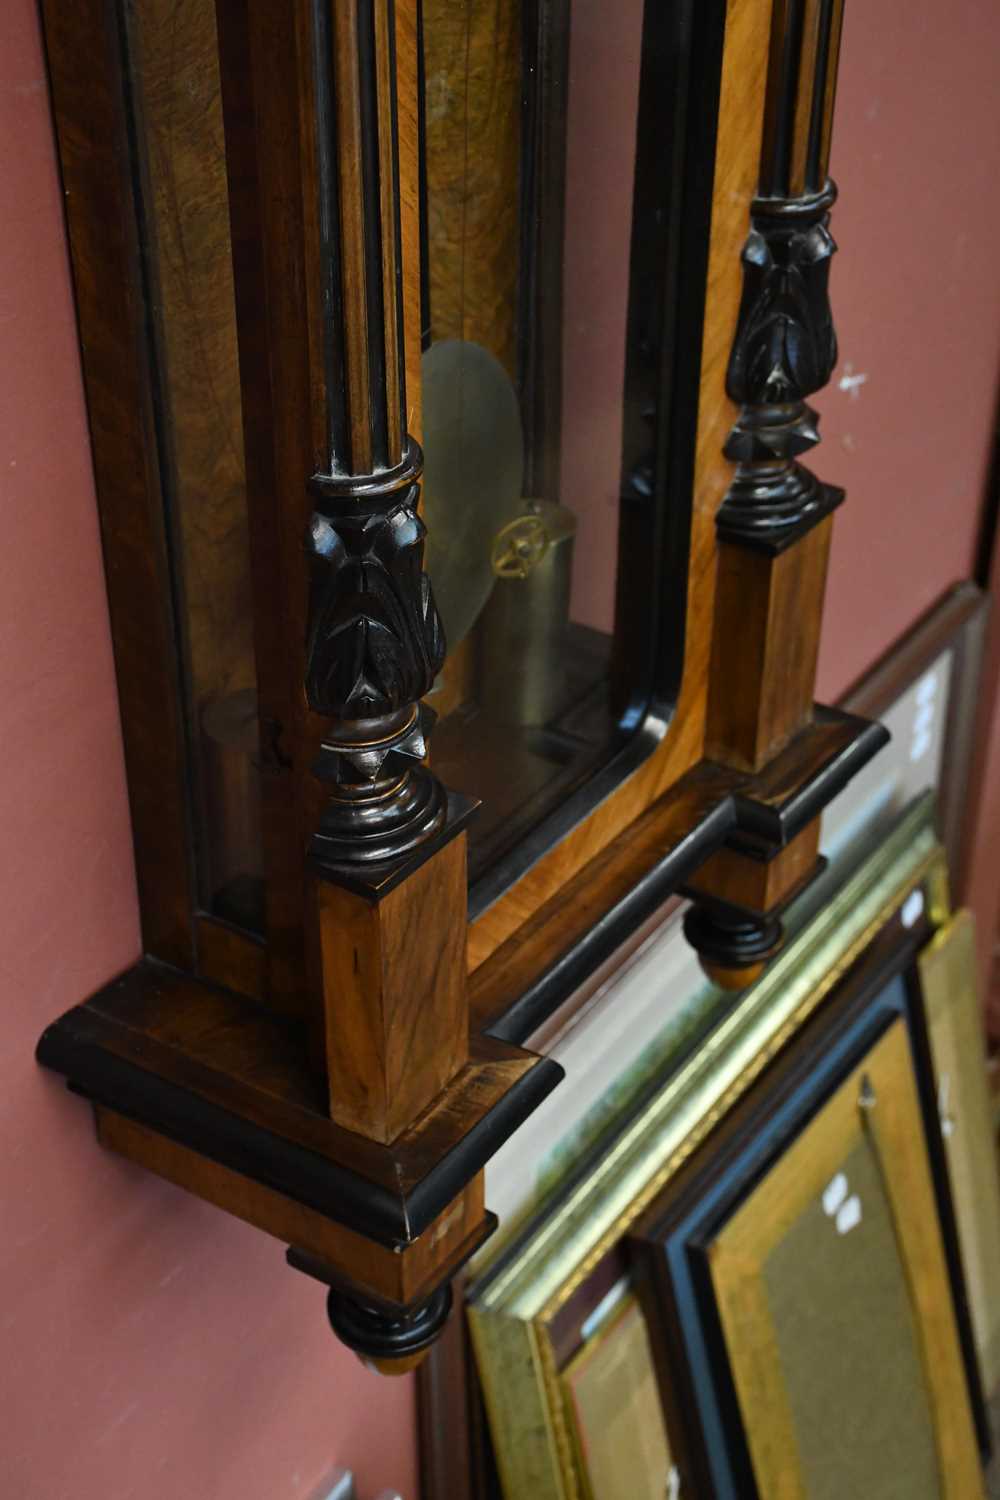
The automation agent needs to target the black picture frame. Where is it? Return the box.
[628,904,989,1499]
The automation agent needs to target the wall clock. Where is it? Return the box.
[36,0,885,1366]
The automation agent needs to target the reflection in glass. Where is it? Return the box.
[421,0,647,883]
[126,0,263,930]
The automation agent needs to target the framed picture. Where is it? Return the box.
[558,1284,675,1500]
[836,580,988,883]
[417,589,995,1498]
[463,793,973,1499]
[630,911,986,1498]
[920,908,1000,1393]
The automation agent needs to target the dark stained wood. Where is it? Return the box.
[375,1,404,461]
[37,957,561,1245]
[331,2,375,472]
[818,0,847,189]
[682,705,885,992]
[783,0,846,197]
[418,1277,500,1500]
[37,706,879,1226]
[788,0,824,196]
[840,582,989,885]
[707,517,833,771]
[215,0,316,1013]
[686,820,821,912]
[293,0,471,1164]
[472,707,886,1041]
[519,0,570,505]
[682,817,823,992]
[39,0,196,968]
[729,704,886,840]
[718,0,843,548]
[470,765,736,1037]
[396,0,423,442]
[38,0,561,1332]
[196,915,266,1003]
[128,0,255,718]
[760,0,844,199]
[315,836,469,1142]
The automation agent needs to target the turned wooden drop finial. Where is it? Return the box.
[684,905,785,992]
[327,1285,454,1376]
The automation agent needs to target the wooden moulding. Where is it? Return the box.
[35,707,882,1278]
[628,911,985,1499]
[37,0,198,971]
[473,704,887,1042]
[680,825,825,991]
[706,517,834,772]
[682,0,856,985]
[685,820,822,914]
[36,960,561,1255]
[314,831,471,1144]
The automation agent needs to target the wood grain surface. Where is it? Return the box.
[62,959,548,1209]
[423,0,522,374]
[216,0,318,1011]
[707,518,833,772]
[130,0,255,714]
[315,837,469,1143]
[39,0,198,967]
[686,822,821,913]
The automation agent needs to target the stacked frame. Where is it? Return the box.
[466,793,994,1498]
[629,911,986,1498]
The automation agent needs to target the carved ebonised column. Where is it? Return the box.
[35,0,565,1384]
[305,0,449,874]
[717,0,845,546]
[687,0,851,988]
[300,0,478,1363]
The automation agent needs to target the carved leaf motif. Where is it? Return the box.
[304,495,446,721]
[727,217,838,409]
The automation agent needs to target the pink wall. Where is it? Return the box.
[815,0,1000,701]
[0,3,417,1498]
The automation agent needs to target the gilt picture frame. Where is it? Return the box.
[629,935,986,1499]
[705,1019,981,1500]
[920,908,1000,1393]
[465,793,955,1499]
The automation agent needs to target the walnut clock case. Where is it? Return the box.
[36,0,885,1367]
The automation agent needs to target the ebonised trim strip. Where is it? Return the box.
[356,0,390,468]
[36,1008,563,1248]
[312,0,350,466]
